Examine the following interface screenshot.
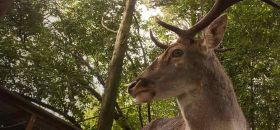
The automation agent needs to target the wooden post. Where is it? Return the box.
[25,114,37,130]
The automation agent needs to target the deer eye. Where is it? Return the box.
[172,49,184,57]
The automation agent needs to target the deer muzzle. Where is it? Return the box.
[127,78,155,103]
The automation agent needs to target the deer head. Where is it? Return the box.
[128,0,280,104]
[128,14,228,103]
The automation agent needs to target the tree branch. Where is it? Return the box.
[72,51,106,86]
[101,16,118,33]
[72,51,132,129]
[215,47,235,53]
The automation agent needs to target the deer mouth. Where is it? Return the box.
[134,89,150,97]
[128,79,156,103]
[133,88,156,103]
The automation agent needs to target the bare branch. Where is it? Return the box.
[215,47,235,53]
[72,51,106,86]
[101,16,118,33]
[72,51,131,129]
[133,15,148,66]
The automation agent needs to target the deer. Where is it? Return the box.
[127,0,280,130]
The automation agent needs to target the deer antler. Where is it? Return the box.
[149,30,168,49]
[156,18,186,38]
[155,0,280,39]
[182,0,241,38]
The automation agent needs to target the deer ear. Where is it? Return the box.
[203,14,227,49]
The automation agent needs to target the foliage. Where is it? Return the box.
[0,0,279,129]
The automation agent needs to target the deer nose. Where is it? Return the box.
[128,80,137,95]
[127,78,152,95]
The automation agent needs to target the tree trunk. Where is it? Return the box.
[97,0,136,130]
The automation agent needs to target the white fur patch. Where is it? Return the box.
[135,92,154,104]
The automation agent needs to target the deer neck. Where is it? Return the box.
[177,57,247,130]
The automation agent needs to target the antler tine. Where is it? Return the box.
[155,18,186,38]
[184,0,241,37]
[149,30,168,49]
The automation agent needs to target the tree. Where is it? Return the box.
[97,0,137,129]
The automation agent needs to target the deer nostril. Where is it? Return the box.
[127,78,152,94]
[128,80,137,94]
